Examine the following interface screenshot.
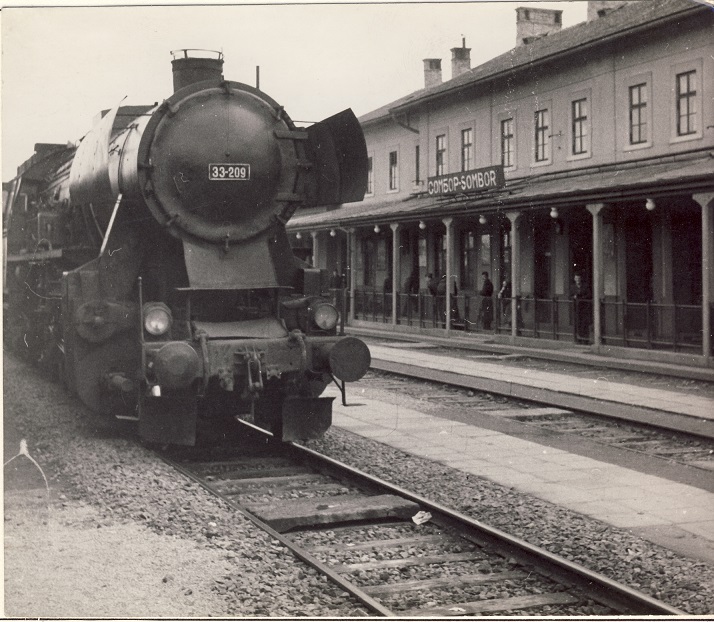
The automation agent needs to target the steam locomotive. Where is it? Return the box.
[3,50,371,445]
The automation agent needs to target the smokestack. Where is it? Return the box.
[423,58,442,89]
[450,39,471,79]
[171,49,224,93]
[516,7,562,46]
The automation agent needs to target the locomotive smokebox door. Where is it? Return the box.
[139,392,197,446]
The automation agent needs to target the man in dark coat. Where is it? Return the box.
[478,271,494,330]
[402,271,420,316]
[427,273,439,297]
[436,275,460,325]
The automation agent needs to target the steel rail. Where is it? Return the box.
[369,356,714,441]
[288,441,686,616]
[157,451,397,617]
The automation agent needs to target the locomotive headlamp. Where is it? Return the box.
[143,303,173,336]
[311,303,339,331]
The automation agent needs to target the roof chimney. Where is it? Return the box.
[423,58,442,89]
[451,39,471,79]
[516,7,562,46]
[171,49,224,93]
[587,1,631,21]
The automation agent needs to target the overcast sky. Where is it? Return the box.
[1,1,588,181]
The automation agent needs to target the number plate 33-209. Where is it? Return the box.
[208,163,251,181]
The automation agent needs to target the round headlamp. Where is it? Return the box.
[143,303,172,336]
[311,303,339,331]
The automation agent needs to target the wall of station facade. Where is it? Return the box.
[295,4,713,362]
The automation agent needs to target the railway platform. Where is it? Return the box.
[327,331,714,564]
[351,327,714,438]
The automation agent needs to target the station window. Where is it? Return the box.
[500,118,514,168]
[571,98,589,155]
[676,70,697,136]
[388,151,399,191]
[436,134,446,176]
[366,156,373,195]
[629,83,648,145]
[461,128,473,172]
[534,109,550,162]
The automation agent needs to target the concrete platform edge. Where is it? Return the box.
[349,326,714,382]
[370,358,714,441]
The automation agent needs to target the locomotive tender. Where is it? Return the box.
[4,50,371,445]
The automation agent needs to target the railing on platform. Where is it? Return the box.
[350,288,706,354]
[600,299,703,353]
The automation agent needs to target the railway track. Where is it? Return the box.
[365,340,714,442]
[364,369,714,475]
[161,431,684,616]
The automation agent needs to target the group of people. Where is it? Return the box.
[424,271,497,329]
[367,265,592,341]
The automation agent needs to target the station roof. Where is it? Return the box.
[360,0,705,125]
[289,150,714,230]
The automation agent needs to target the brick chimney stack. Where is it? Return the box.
[423,58,442,89]
[451,38,471,79]
[516,7,562,46]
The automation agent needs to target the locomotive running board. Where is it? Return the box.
[139,394,197,446]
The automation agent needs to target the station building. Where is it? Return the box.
[288,0,714,370]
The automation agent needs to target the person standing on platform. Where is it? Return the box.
[478,271,494,330]
[402,271,420,316]
[570,273,592,344]
[427,273,439,297]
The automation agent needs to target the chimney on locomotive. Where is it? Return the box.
[171,49,224,92]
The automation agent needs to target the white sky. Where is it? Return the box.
[1,1,588,181]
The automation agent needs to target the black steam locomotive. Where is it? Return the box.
[3,50,371,445]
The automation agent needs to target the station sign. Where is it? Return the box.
[427,165,505,197]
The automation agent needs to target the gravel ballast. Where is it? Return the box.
[5,354,714,616]
[3,356,367,618]
[304,383,714,615]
